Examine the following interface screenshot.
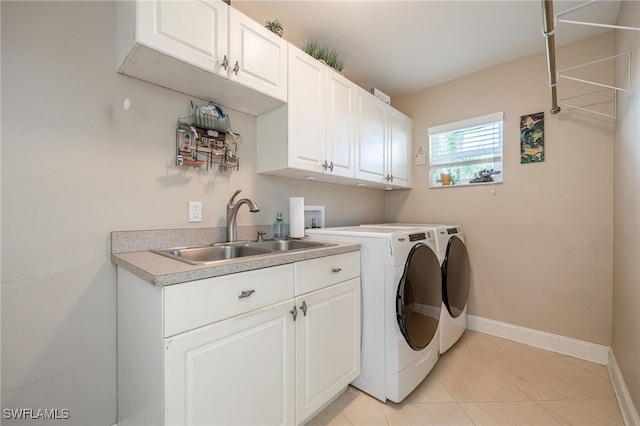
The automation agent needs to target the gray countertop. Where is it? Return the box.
[111,227,359,286]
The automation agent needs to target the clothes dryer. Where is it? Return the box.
[305,227,441,403]
[360,224,470,354]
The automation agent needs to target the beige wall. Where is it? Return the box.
[613,0,640,413]
[386,33,615,346]
[0,2,384,424]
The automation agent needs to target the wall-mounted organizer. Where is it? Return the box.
[175,102,240,171]
[543,0,639,119]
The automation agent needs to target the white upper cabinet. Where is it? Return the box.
[355,87,412,189]
[257,45,358,183]
[388,108,412,188]
[286,44,327,173]
[134,0,228,77]
[228,8,287,102]
[326,71,356,178]
[116,0,287,115]
[355,88,387,184]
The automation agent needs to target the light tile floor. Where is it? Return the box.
[307,331,624,425]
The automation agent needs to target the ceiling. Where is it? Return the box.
[232,0,622,98]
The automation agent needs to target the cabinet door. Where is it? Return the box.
[355,88,388,183]
[137,0,228,77]
[287,45,327,173]
[388,109,412,188]
[165,300,296,426]
[295,278,361,425]
[326,70,356,178]
[228,8,287,101]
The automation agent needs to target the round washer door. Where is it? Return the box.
[396,243,442,351]
[442,236,470,318]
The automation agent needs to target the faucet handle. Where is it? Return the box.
[228,189,242,207]
[257,231,267,242]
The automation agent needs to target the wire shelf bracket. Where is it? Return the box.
[543,0,638,119]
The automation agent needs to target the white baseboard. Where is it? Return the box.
[608,351,640,426]
[466,314,610,365]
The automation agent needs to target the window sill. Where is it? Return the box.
[429,180,503,189]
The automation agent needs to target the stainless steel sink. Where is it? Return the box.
[242,239,332,252]
[152,239,335,265]
[153,245,270,265]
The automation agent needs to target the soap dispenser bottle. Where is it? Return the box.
[273,212,285,239]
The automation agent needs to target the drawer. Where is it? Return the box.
[164,264,295,337]
[295,251,360,296]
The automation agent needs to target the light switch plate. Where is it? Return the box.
[188,201,202,223]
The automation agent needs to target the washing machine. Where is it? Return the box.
[305,226,441,403]
[360,224,470,354]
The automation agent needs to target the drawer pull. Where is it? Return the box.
[331,268,342,273]
[238,289,255,299]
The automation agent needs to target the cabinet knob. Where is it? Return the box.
[290,305,298,321]
[331,268,342,273]
[300,301,308,316]
[238,289,255,299]
[329,161,334,172]
[233,61,240,75]
[322,160,328,171]
[221,55,229,71]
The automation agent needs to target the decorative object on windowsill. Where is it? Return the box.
[520,112,544,164]
[436,171,457,186]
[470,169,501,183]
[175,101,240,172]
[265,19,284,37]
[302,39,344,72]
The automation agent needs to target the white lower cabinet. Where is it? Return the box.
[295,278,361,424]
[165,300,296,426]
[117,251,360,426]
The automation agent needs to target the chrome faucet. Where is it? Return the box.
[226,189,260,242]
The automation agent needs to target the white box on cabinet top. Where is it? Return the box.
[116,0,287,116]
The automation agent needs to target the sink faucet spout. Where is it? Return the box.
[226,189,260,242]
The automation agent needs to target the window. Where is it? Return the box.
[428,112,503,187]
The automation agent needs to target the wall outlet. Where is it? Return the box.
[188,201,202,223]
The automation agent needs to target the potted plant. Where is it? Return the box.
[265,19,284,37]
[302,39,344,72]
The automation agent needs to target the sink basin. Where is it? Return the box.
[153,245,270,265]
[152,239,335,265]
[243,240,332,252]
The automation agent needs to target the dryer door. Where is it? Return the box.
[442,236,470,318]
[396,243,442,350]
